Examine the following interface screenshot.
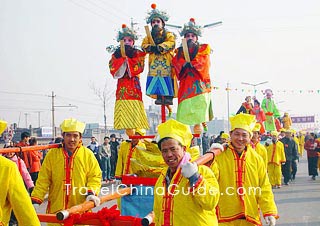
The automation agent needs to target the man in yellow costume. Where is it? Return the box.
[281,112,292,130]
[153,118,220,226]
[109,24,149,132]
[0,120,40,226]
[142,3,176,106]
[115,129,147,178]
[31,118,101,225]
[211,114,278,226]
[172,18,213,132]
[251,123,268,169]
[265,131,286,188]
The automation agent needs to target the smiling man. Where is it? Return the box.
[153,119,220,226]
[31,118,101,225]
[211,113,278,226]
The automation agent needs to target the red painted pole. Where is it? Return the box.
[161,105,166,123]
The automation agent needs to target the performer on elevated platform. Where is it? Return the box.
[109,24,149,134]
[172,18,213,133]
[142,3,176,106]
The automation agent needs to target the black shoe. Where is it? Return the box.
[155,96,164,105]
[312,176,316,180]
[284,182,289,186]
[164,96,173,105]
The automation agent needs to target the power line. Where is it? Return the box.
[67,0,116,23]
[83,0,128,22]
[0,91,47,97]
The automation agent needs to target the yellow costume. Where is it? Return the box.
[211,144,278,225]
[266,141,286,186]
[31,145,101,215]
[153,166,219,226]
[281,113,292,130]
[293,136,300,156]
[254,142,268,169]
[298,134,305,156]
[0,156,40,226]
[115,140,147,177]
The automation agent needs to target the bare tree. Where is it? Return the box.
[89,80,115,134]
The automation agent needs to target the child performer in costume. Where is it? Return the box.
[172,18,213,133]
[236,96,253,114]
[109,24,149,134]
[142,3,176,106]
[251,99,266,134]
[261,89,281,132]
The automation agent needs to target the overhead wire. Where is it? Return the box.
[67,0,117,23]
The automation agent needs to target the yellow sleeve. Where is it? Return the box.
[9,162,41,226]
[141,36,151,51]
[191,166,220,211]
[115,142,126,177]
[86,149,102,195]
[158,32,175,53]
[256,156,278,217]
[31,149,54,203]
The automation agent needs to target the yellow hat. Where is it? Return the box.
[230,113,256,135]
[60,118,85,133]
[0,120,7,135]
[157,118,193,147]
[284,129,292,133]
[136,128,146,136]
[280,128,286,132]
[252,123,261,132]
[270,131,279,136]
[221,133,230,139]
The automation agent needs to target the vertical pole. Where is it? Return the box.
[161,105,166,123]
[227,83,230,131]
[38,111,41,128]
[25,113,28,128]
[51,91,55,138]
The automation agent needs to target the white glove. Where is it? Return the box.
[264,216,276,226]
[33,203,40,211]
[210,143,224,156]
[86,195,101,207]
[265,138,272,146]
[181,162,198,178]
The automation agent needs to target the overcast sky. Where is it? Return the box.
[1,0,320,129]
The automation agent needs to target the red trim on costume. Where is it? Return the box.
[122,175,158,186]
[189,175,203,193]
[62,144,81,209]
[162,169,182,226]
[124,144,136,175]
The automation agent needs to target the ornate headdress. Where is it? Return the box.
[146,3,169,24]
[116,24,138,42]
[180,18,202,37]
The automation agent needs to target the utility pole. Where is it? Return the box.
[50,91,77,138]
[130,17,138,30]
[51,91,56,138]
[37,111,41,128]
[24,113,29,128]
[226,83,231,131]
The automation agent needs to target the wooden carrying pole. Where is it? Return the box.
[56,187,132,220]
[0,144,60,154]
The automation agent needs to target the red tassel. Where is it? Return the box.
[151,3,157,9]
